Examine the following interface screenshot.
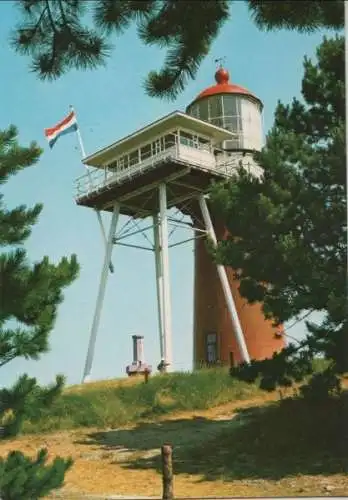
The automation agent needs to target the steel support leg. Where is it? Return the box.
[95,209,114,273]
[153,213,165,362]
[159,183,173,370]
[198,194,250,364]
[82,202,120,382]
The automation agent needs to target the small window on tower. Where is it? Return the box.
[198,100,209,121]
[206,333,218,364]
[189,105,199,119]
[223,95,238,117]
[209,96,223,120]
[210,117,224,129]
[224,116,242,134]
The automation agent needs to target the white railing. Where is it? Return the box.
[75,144,216,199]
[74,145,263,199]
[215,155,264,179]
[177,144,216,170]
[75,146,178,198]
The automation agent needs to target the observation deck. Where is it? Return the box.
[75,111,262,218]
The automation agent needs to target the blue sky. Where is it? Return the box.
[1,2,336,387]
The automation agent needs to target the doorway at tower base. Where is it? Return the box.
[193,217,285,369]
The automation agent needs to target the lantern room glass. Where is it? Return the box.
[187,94,262,151]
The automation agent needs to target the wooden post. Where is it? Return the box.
[161,443,173,499]
[144,368,150,384]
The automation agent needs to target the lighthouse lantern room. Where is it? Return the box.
[186,66,263,152]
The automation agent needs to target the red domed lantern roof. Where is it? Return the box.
[188,67,262,108]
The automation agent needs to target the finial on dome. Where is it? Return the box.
[213,57,229,83]
[215,67,230,84]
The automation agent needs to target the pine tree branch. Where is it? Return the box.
[0,448,73,497]
[0,203,43,246]
[57,0,68,24]
[18,4,48,48]
[45,0,58,34]
[0,126,42,184]
[0,325,50,368]
[0,125,79,377]
[247,0,344,32]
[11,0,344,95]
[143,0,230,99]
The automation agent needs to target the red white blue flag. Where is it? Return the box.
[44,110,78,149]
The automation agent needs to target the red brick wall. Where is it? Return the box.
[193,217,285,367]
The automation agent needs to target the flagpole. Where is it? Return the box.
[70,105,114,273]
[76,126,87,159]
[70,105,88,160]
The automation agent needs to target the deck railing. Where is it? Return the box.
[74,144,263,200]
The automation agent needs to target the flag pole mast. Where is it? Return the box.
[69,105,89,162]
[70,105,114,273]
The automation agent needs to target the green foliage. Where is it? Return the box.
[211,35,346,393]
[0,374,65,437]
[248,0,344,33]
[11,0,344,98]
[0,448,73,500]
[231,345,322,392]
[299,368,342,401]
[0,125,79,437]
[23,369,259,433]
[0,125,78,494]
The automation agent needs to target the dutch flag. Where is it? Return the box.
[44,110,78,149]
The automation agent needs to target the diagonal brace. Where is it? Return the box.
[82,202,120,382]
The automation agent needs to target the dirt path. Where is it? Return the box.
[0,392,346,498]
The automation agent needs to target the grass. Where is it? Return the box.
[23,368,260,434]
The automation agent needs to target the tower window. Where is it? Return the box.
[209,95,223,121]
[206,332,218,364]
[189,104,200,119]
[198,100,209,121]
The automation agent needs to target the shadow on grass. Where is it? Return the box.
[76,393,348,482]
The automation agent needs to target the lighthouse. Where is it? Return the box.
[186,66,285,367]
[75,65,285,382]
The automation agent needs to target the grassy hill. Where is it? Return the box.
[23,367,260,434]
[0,368,347,499]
